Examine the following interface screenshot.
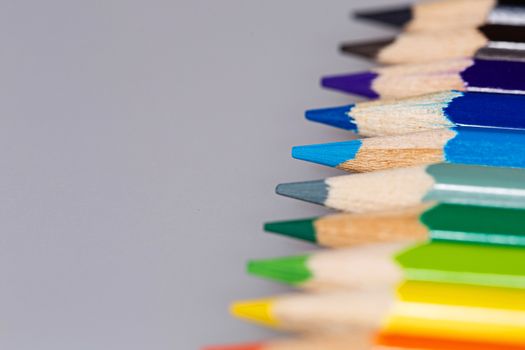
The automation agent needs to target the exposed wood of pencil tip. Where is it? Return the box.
[350,91,458,137]
[265,332,376,350]
[337,129,453,173]
[274,291,391,333]
[406,0,495,32]
[324,166,434,213]
[315,205,430,247]
[376,28,487,64]
[305,243,406,291]
[371,59,472,99]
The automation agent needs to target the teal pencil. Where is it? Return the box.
[276,163,525,213]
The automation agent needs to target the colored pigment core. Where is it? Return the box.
[305,105,357,131]
[292,140,362,168]
[275,180,329,206]
[264,218,318,243]
[321,71,380,98]
[247,255,312,285]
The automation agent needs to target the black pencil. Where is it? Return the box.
[355,0,525,31]
[340,24,525,64]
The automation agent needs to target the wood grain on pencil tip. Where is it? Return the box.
[306,91,525,136]
[321,58,525,99]
[248,242,405,290]
[265,204,525,248]
[293,127,525,172]
[276,163,525,212]
[340,24,525,64]
[264,207,428,246]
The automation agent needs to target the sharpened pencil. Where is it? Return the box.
[203,332,377,350]
[321,58,525,99]
[231,282,525,344]
[305,91,525,136]
[340,24,525,64]
[292,127,525,172]
[265,203,525,248]
[377,333,525,350]
[276,163,525,212]
[205,334,525,350]
[247,242,525,290]
[247,242,405,290]
[354,0,525,32]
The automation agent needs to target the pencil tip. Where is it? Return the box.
[230,299,278,327]
[264,218,318,243]
[248,255,312,285]
[305,105,357,131]
[292,140,362,168]
[321,71,379,98]
[202,343,263,350]
[340,38,395,59]
[275,180,329,206]
[354,7,411,28]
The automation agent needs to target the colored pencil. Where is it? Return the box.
[265,203,525,248]
[205,334,525,350]
[247,242,404,290]
[247,242,525,290]
[231,282,525,344]
[321,58,525,99]
[354,0,525,31]
[305,91,525,136]
[275,163,525,213]
[203,332,377,350]
[292,127,525,172]
[339,24,525,64]
[377,333,525,350]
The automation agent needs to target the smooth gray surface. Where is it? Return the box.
[0,1,403,349]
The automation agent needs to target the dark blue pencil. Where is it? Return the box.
[305,91,525,136]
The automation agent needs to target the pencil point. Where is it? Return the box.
[292,140,362,168]
[340,38,395,59]
[230,298,278,327]
[305,105,357,131]
[354,7,411,28]
[264,218,318,243]
[248,255,312,285]
[275,180,329,205]
[321,71,379,98]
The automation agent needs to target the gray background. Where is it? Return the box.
[0,0,404,349]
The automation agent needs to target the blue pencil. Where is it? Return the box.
[292,127,525,173]
[305,91,525,137]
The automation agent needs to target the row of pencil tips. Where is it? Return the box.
[205,0,525,349]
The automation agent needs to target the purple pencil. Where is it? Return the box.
[321,58,525,99]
